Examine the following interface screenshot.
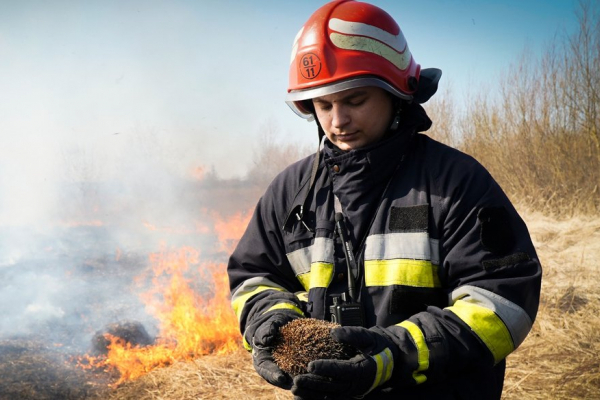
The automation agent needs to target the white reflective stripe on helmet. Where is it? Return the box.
[328,18,408,54]
[328,18,412,71]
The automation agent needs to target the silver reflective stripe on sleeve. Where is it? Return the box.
[286,245,312,277]
[450,285,533,349]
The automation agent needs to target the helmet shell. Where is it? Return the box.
[286,0,421,118]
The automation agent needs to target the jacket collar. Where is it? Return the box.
[282,103,429,232]
[322,127,414,178]
[321,100,430,171]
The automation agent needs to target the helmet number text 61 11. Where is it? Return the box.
[300,53,322,80]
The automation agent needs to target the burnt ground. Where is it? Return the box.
[0,337,112,400]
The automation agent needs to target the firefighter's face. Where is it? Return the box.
[312,86,394,151]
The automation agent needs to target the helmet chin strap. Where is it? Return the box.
[288,114,324,233]
[314,99,402,149]
[315,117,326,143]
[389,99,403,131]
[290,102,404,233]
[389,111,401,131]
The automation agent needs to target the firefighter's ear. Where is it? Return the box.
[477,207,516,255]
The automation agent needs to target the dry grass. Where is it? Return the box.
[503,210,600,399]
[87,210,600,399]
[2,211,596,399]
[89,350,289,400]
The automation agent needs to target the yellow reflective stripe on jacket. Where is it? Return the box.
[296,262,334,290]
[369,347,394,393]
[242,302,305,351]
[310,262,334,288]
[264,302,305,317]
[287,238,335,290]
[364,232,440,288]
[232,285,283,320]
[398,321,429,384]
[295,291,309,302]
[243,337,252,351]
[296,273,311,291]
[447,299,514,364]
[451,285,532,349]
[287,237,334,275]
[364,259,441,287]
[231,277,286,320]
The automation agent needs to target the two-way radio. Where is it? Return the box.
[329,212,365,327]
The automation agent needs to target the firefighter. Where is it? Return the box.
[227,1,542,399]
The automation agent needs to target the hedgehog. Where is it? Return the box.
[272,318,357,376]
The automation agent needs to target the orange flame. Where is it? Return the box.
[79,208,255,385]
[82,247,241,385]
[212,209,253,254]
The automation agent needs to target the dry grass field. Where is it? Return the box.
[502,210,600,399]
[87,209,599,400]
[2,3,597,400]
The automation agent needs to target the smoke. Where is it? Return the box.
[0,199,157,352]
[0,125,262,355]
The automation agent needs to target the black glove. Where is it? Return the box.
[291,326,398,399]
[246,309,304,389]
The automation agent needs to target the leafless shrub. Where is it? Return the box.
[246,120,313,190]
[459,1,600,216]
[423,84,461,148]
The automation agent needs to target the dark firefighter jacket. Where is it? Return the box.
[228,110,542,399]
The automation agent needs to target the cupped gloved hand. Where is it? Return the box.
[252,344,293,389]
[291,326,398,399]
[246,309,304,389]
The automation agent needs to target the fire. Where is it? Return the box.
[81,211,253,386]
[82,247,241,385]
[212,209,253,254]
[141,247,241,359]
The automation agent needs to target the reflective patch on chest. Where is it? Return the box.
[389,204,428,232]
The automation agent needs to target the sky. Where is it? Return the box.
[0,0,582,225]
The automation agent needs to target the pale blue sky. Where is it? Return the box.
[0,0,582,224]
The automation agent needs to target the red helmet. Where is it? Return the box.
[286,0,427,118]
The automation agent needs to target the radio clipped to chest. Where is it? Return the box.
[330,212,365,327]
[329,292,364,326]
